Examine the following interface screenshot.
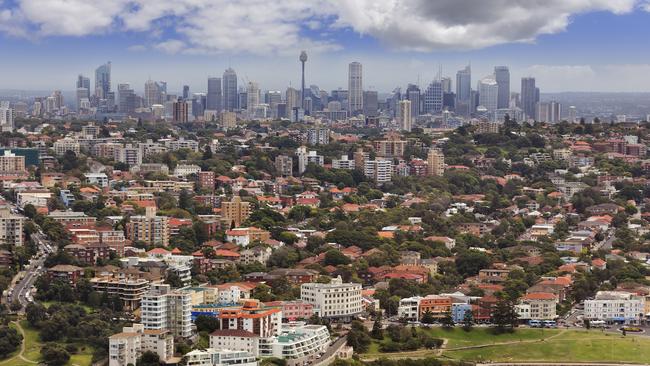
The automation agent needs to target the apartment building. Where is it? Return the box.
[517,292,558,320]
[221,196,251,227]
[584,291,645,324]
[398,296,422,322]
[141,284,193,338]
[109,324,173,366]
[418,295,452,319]
[90,274,150,311]
[53,137,80,155]
[0,151,26,174]
[300,276,362,320]
[0,208,23,246]
[126,212,170,247]
[184,349,258,366]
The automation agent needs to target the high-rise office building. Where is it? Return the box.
[76,75,90,111]
[144,79,163,107]
[478,76,499,113]
[441,77,452,94]
[537,101,562,123]
[182,85,190,100]
[95,62,111,100]
[207,77,222,111]
[363,90,378,117]
[286,87,300,113]
[494,66,510,109]
[348,62,363,115]
[423,80,443,114]
[406,84,421,118]
[456,65,471,102]
[398,100,412,132]
[118,83,137,114]
[173,99,189,123]
[521,77,537,120]
[222,68,238,111]
[569,106,577,123]
[246,82,260,113]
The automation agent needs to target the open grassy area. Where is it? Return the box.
[363,327,650,364]
[0,321,94,366]
[444,330,650,364]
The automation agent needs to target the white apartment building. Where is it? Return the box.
[584,291,645,324]
[332,155,354,170]
[53,137,80,156]
[397,296,422,322]
[166,138,199,152]
[115,144,143,166]
[109,324,173,366]
[517,293,558,320]
[84,172,109,187]
[364,159,392,184]
[173,164,201,178]
[0,208,23,246]
[184,349,258,366]
[300,276,362,320]
[141,284,193,338]
[259,324,330,366]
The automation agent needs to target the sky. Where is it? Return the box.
[1,0,650,94]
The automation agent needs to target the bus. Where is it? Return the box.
[528,320,542,327]
[590,320,607,328]
[543,320,557,328]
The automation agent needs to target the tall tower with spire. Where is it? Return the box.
[299,51,308,110]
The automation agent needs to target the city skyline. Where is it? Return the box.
[0,1,650,92]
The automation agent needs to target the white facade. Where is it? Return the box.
[398,100,412,132]
[53,138,80,155]
[109,324,173,366]
[584,291,645,324]
[259,324,330,364]
[332,155,354,170]
[184,349,258,366]
[85,172,109,187]
[478,76,499,114]
[173,164,201,177]
[300,276,362,319]
[141,284,193,338]
[348,62,363,115]
[398,296,422,321]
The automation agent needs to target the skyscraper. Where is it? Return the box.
[494,66,510,109]
[348,62,363,115]
[222,68,238,111]
[118,83,136,114]
[478,76,499,113]
[398,100,412,132]
[423,80,443,114]
[455,65,471,102]
[300,51,307,110]
[406,84,421,118]
[246,82,259,113]
[363,90,378,117]
[521,77,537,120]
[94,62,111,100]
[144,79,163,107]
[207,77,222,111]
[76,74,90,111]
[182,85,190,100]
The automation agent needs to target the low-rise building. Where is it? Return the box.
[184,348,258,366]
[584,291,645,324]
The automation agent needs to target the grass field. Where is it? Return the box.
[363,327,650,364]
[0,321,94,366]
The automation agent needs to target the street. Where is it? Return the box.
[4,229,54,312]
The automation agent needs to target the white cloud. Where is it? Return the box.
[0,0,642,54]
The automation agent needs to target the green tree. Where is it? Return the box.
[421,311,435,324]
[371,314,383,340]
[40,344,70,366]
[492,298,519,332]
[136,351,160,366]
[441,311,454,329]
[0,326,22,357]
[346,321,371,353]
[462,310,474,331]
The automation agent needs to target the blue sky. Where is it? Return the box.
[1,0,650,93]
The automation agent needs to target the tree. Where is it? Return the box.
[441,311,454,329]
[462,310,474,331]
[492,298,519,332]
[455,250,492,277]
[40,344,70,366]
[26,303,47,326]
[0,326,22,357]
[371,314,383,340]
[194,315,219,333]
[323,249,351,266]
[136,351,160,366]
[165,272,184,288]
[23,204,37,219]
[346,321,371,353]
[202,146,213,160]
[421,311,435,324]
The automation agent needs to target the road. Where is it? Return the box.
[593,230,615,252]
[5,229,54,312]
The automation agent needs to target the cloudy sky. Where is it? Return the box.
[1,0,650,94]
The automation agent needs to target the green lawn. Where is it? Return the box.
[363,327,650,364]
[445,331,650,364]
[0,321,94,366]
